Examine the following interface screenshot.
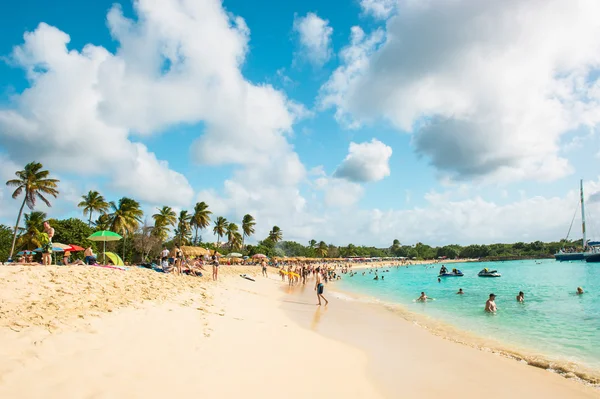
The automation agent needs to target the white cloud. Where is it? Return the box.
[334,139,392,182]
[315,177,364,208]
[321,0,600,183]
[0,20,193,206]
[293,12,333,66]
[0,0,311,212]
[318,26,385,127]
[360,0,397,20]
[300,177,600,246]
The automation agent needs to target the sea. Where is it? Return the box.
[337,259,600,376]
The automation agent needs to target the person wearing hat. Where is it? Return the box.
[485,293,497,313]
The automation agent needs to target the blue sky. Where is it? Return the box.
[1,0,600,246]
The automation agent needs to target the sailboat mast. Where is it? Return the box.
[581,179,587,250]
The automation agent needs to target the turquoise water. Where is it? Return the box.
[338,259,600,371]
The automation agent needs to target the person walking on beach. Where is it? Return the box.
[516,291,524,302]
[485,293,497,313]
[261,261,268,277]
[315,269,328,306]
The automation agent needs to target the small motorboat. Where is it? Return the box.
[478,268,501,277]
[439,269,464,277]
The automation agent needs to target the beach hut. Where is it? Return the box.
[180,246,210,257]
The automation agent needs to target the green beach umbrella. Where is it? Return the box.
[88,231,122,265]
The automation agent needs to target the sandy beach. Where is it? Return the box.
[0,265,597,398]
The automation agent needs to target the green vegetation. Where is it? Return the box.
[5,161,59,259]
[2,161,580,263]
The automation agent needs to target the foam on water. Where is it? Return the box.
[337,259,600,383]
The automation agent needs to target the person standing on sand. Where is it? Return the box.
[212,254,219,281]
[315,269,328,306]
[42,221,55,265]
[261,261,268,277]
[485,293,497,312]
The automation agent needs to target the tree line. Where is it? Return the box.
[2,162,576,262]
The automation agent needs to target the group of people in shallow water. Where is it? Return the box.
[276,262,346,306]
[417,287,586,313]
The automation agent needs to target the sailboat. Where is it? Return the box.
[554,180,598,261]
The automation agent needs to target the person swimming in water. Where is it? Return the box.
[516,291,524,302]
[485,293,497,313]
[577,287,584,295]
[457,288,464,295]
[417,292,428,302]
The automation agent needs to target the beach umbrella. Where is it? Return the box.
[65,244,85,252]
[226,252,243,258]
[88,231,122,264]
[17,250,37,255]
[34,245,66,252]
[252,254,267,259]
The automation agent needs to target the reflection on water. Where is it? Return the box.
[311,306,327,331]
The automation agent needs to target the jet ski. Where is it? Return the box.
[438,269,464,277]
[478,268,501,277]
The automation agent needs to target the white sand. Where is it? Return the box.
[0,265,597,398]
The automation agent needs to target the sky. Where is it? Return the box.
[1,0,600,247]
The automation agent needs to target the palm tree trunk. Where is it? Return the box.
[9,196,27,260]
[122,233,126,262]
[88,212,93,228]
[194,227,198,246]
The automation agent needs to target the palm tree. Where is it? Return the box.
[230,231,243,251]
[191,202,211,245]
[241,214,255,248]
[152,206,177,242]
[176,210,192,246]
[317,241,328,257]
[78,190,109,227]
[308,239,317,249]
[109,197,143,260]
[6,162,59,259]
[94,214,112,231]
[226,222,239,247]
[213,216,228,249]
[17,211,47,250]
[268,226,283,243]
[109,198,143,235]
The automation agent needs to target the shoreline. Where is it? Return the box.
[280,279,599,398]
[327,283,600,387]
[0,265,598,398]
